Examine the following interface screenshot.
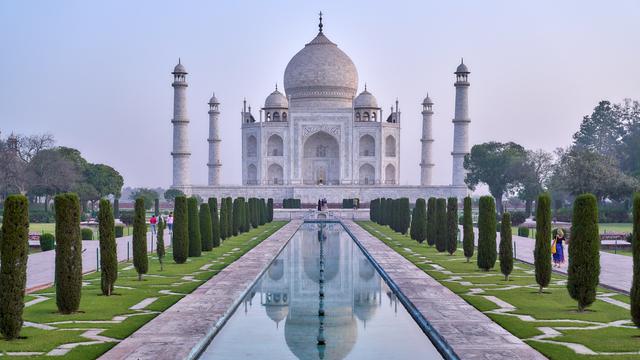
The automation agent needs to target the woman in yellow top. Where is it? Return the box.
[552,229,566,268]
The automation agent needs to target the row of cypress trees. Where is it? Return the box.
[370,198,411,234]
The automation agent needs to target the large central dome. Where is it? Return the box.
[283,31,358,103]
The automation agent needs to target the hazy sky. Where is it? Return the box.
[1,0,638,188]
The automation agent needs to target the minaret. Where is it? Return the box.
[171,59,191,187]
[207,93,221,185]
[451,59,470,186]
[420,94,435,185]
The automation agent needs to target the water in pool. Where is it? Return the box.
[200,222,443,359]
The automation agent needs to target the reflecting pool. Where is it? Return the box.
[200,222,443,360]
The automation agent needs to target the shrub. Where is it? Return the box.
[98,199,117,296]
[510,211,527,226]
[370,198,379,223]
[379,198,387,226]
[0,195,29,339]
[477,196,497,271]
[499,212,514,281]
[435,198,447,252]
[209,198,220,248]
[40,233,55,251]
[81,227,93,240]
[115,225,124,238]
[632,193,640,327]
[463,196,474,262]
[250,198,259,229]
[200,203,212,251]
[535,193,552,293]
[517,227,529,237]
[446,197,458,255]
[282,198,301,209]
[267,198,274,222]
[397,198,411,235]
[156,216,165,271]
[426,198,436,247]
[119,210,134,226]
[133,198,148,280]
[29,209,54,223]
[172,196,188,264]
[187,197,201,257]
[599,204,631,223]
[54,193,82,314]
[259,198,267,225]
[410,198,427,243]
[567,194,600,311]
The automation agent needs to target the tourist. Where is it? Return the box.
[552,229,566,267]
[166,212,174,234]
[150,215,158,236]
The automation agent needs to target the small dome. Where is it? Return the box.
[173,60,187,74]
[208,92,219,104]
[354,87,378,109]
[455,59,469,74]
[422,93,434,105]
[264,87,289,109]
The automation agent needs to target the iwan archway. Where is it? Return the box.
[302,131,340,185]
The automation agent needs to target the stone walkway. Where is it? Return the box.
[26,230,169,292]
[344,220,546,360]
[99,220,302,360]
[491,230,632,294]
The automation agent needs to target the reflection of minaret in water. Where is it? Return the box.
[316,223,327,356]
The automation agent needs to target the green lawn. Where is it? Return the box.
[0,221,286,359]
[29,223,134,237]
[603,249,633,257]
[511,223,632,240]
[358,221,640,360]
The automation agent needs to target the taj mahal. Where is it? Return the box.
[170,14,470,204]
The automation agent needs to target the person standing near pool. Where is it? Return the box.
[552,229,566,267]
[166,212,174,234]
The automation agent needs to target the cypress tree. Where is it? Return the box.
[631,193,640,327]
[98,199,117,296]
[154,198,160,216]
[232,198,241,236]
[54,193,82,313]
[534,193,552,293]
[0,195,28,339]
[463,196,474,262]
[156,216,165,271]
[261,198,267,225]
[226,197,233,236]
[567,194,600,311]
[370,198,378,223]
[426,198,436,246]
[499,212,513,281]
[378,198,386,225]
[113,198,120,219]
[410,198,427,243]
[267,198,274,222]
[200,203,212,251]
[435,198,447,252]
[133,198,148,280]
[446,197,458,255]
[219,198,228,240]
[187,196,201,257]
[209,198,221,248]
[243,198,250,232]
[477,196,497,271]
[250,198,258,228]
[172,196,189,264]
[397,198,410,235]
[390,199,398,231]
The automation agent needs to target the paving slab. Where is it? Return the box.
[344,220,545,360]
[99,220,302,360]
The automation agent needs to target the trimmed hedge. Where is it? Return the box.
[40,233,55,251]
[396,198,411,235]
[535,193,552,293]
[517,227,529,237]
[232,198,241,236]
[156,216,165,270]
[567,194,600,311]
[267,198,274,222]
[115,225,124,238]
[410,198,427,243]
[172,196,188,264]
[632,193,640,327]
[435,198,447,252]
[283,198,301,209]
[133,198,148,280]
[98,199,117,296]
[446,197,458,255]
[477,196,497,271]
[219,198,228,240]
[54,193,82,314]
[0,195,29,339]
[81,227,93,240]
[187,197,202,257]
[209,198,220,248]
[426,198,436,247]
[499,212,514,281]
[200,203,212,251]
[462,196,474,262]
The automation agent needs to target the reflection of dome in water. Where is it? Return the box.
[268,259,284,281]
[354,291,378,322]
[358,258,375,280]
[266,305,289,324]
[302,231,340,283]
[284,312,357,360]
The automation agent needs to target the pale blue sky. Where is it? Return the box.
[1,0,638,188]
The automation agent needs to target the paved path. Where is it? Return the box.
[26,230,169,292]
[489,230,633,294]
[100,221,302,360]
[346,220,545,360]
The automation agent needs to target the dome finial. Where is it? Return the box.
[179,57,181,64]
[364,83,367,91]
[318,11,323,33]
[275,83,278,91]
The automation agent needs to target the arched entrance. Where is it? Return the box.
[303,131,340,185]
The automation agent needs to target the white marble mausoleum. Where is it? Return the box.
[170,15,471,204]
